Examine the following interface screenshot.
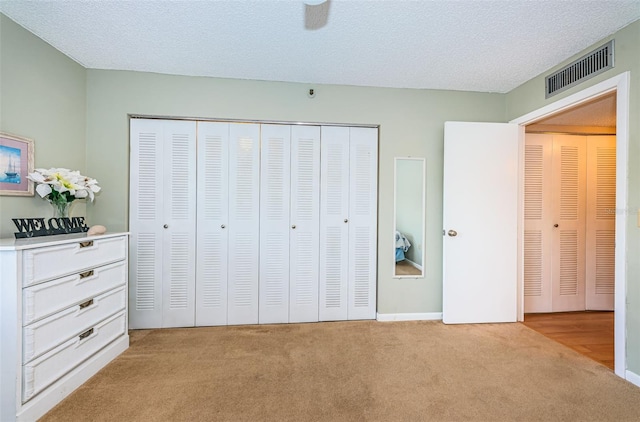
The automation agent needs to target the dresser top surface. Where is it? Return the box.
[0,232,129,251]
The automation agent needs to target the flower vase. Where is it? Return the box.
[50,201,72,219]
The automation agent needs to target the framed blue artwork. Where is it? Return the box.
[0,132,34,196]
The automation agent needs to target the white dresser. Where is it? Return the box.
[0,232,129,422]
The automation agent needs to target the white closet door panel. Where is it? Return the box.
[289,125,320,323]
[551,135,586,312]
[196,122,229,326]
[319,126,350,321]
[523,134,553,313]
[162,120,197,327]
[347,127,378,320]
[129,119,164,328]
[228,123,260,325]
[586,136,616,310]
[260,124,291,324]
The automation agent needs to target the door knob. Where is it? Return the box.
[163,224,169,229]
[447,230,457,237]
[344,219,349,223]
[221,224,226,229]
[291,225,296,229]
[554,224,559,228]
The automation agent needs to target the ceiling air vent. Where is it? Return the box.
[545,40,614,98]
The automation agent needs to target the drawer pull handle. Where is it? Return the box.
[79,299,94,310]
[79,241,94,248]
[79,328,94,340]
[79,270,94,279]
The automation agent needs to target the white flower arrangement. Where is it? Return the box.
[27,168,101,215]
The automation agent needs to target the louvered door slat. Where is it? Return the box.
[319,126,350,321]
[162,120,197,327]
[196,122,229,326]
[289,125,321,323]
[228,123,260,325]
[259,124,291,324]
[347,127,378,320]
[585,136,616,310]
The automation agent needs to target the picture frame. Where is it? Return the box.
[0,132,34,196]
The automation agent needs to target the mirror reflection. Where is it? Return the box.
[394,157,425,278]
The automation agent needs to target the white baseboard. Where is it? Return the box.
[403,259,423,271]
[377,312,442,322]
[626,370,640,388]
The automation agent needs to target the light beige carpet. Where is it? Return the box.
[41,321,640,421]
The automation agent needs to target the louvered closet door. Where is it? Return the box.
[289,125,320,323]
[129,119,197,328]
[228,123,260,325]
[585,136,616,310]
[551,135,587,312]
[319,126,350,321]
[196,122,229,326]
[129,119,165,328]
[347,127,378,320]
[161,120,197,327]
[523,134,553,313]
[259,124,291,324]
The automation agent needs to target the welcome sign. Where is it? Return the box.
[13,217,89,238]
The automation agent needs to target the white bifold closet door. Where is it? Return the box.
[227,123,261,325]
[259,125,292,324]
[131,119,376,329]
[259,125,321,324]
[524,133,615,313]
[289,126,321,322]
[195,122,230,326]
[319,126,378,321]
[585,136,616,310]
[551,135,587,312]
[129,119,197,328]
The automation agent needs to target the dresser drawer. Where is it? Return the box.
[23,261,126,325]
[22,236,127,287]
[22,311,126,403]
[23,286,127,363]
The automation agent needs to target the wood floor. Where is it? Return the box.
[395,260,421,276]
[522,311,614,370]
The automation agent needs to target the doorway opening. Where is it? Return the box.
[511,72,629,378]
[521,92,616,369]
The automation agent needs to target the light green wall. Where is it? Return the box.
[0,15,87,236]
[506,20,640,373]
[395,158,424,266]
[85,70,505,314]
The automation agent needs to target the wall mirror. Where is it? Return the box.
[393,157,425,278]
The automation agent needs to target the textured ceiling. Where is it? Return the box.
[537,92,617,127]
[1,0,639,93]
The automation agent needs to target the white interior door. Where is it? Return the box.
[161,120,197,328]
[551,135,587,312]
[347,127,378,320]
[586,135,616,310]
[129,119,165,329]
[196,122,229,326]
[523,134,553,313]
[129,119,197,329]
[289,125,321,323]
[442,122,519,324]
[319,126,350,321]
[228,123,260,325]
[259,124,291,324]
